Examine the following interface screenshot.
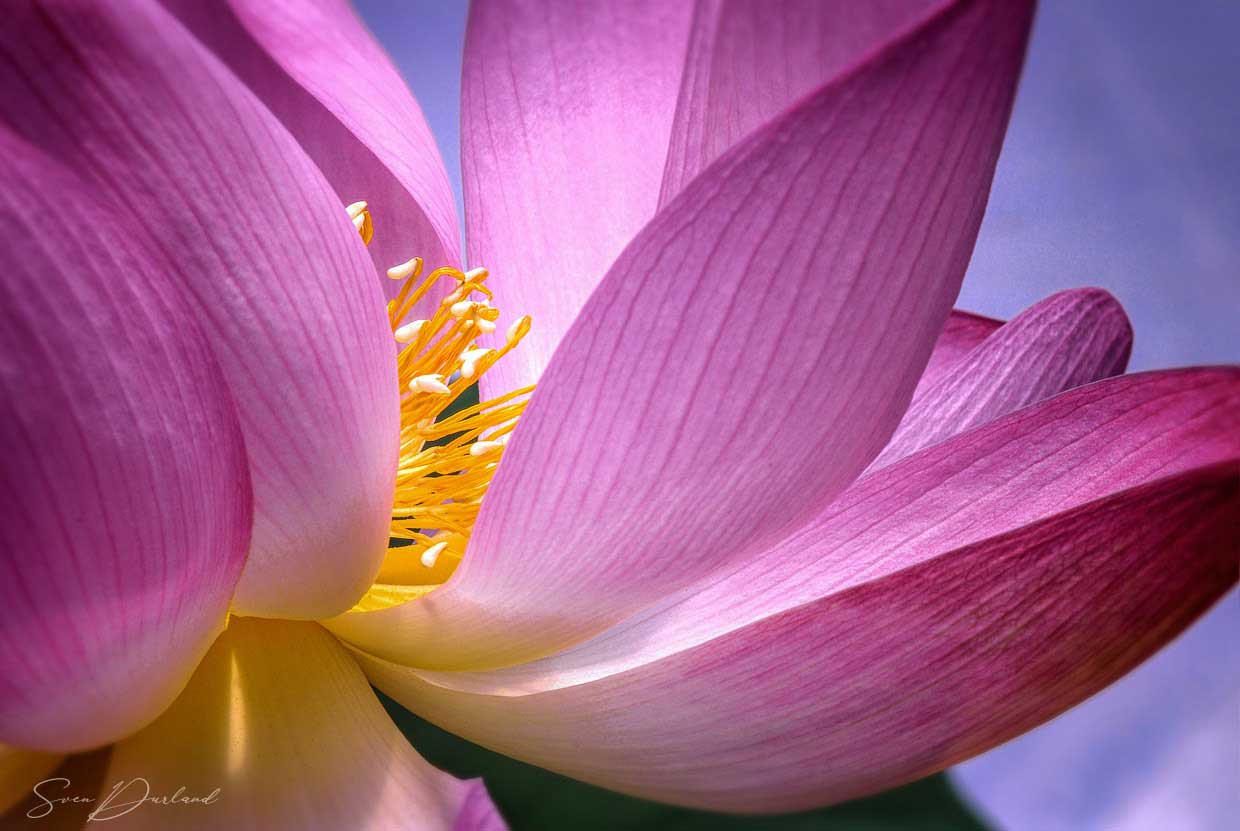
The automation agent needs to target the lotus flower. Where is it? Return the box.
[1,0,1237,827]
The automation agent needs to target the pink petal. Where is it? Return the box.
[328,0,1036,670]
[914,308,1003,400]
[0,0,399,618]
[165,0,462,290]
[358,368,1240,811]
[875,287,1132,467]
[103,619,505,830]
[659,0,943,205]
[461,0,695,393]
[0,132,251,752]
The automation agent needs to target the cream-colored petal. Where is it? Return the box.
[1,749,111,829]
[0,743,61,816]
[102,618,501,830]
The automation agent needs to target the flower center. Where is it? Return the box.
[345,201,532,612]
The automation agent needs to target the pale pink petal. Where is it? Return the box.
[875,287,1132,467]
[659,0,943,204]
[914,308,1003,400]
[165,0,462,291]
[462,0,695,393]
[327,0,1035,670]
[0,0,399,619]
[0,131,251,752]
[358,368,1240,811]
[454,782,509,831]
[104,619,504,830]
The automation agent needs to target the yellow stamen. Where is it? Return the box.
[344,202,533,610]
[346,199,373,246]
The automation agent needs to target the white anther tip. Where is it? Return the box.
[411,374,451,395]
[394,319,426,343]
[345,200,368,218]
[506,316,531,343]
[351,213,367,231]
[476,319,497,334]
[461,361,477,379]
[387,257,421,281]
[464,267,488,282]
[420,541,448,568]
[469,440,503,457]
[449,300,475,318]
[461,347,491,362]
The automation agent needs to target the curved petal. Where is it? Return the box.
[164,0,462,292]
[454,782,509,831]
[0,744,60,816]
[360,368,1240,812]
[462,0,695,393]
[1,749,111,828]
[875,287,1132,467]
[0,0,399,618]
[659,0,943,205]
[914,308,1003,399]
[329,0,1035,670]
[953,596,1240,830]
[0,131,251,751]
[102,619,504,830]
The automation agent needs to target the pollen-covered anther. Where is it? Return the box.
[345,200,373,245]
[387,257,422,281]
[469,440,504,457]
[411,374,451,394]
[394,320,426,344]
[420,541,448,569]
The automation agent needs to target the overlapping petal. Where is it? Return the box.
[659,0,943,204]
[164,0,462,292]
[0,131,251,752]
[360,368,1240,812]
[0,744,60,816]
[1,750,111,828]
[0,0,398,619]
[462,0,695,393]
[876,287,1132,467]
[914,309,1002,399]
[103,619,504,830]
[329,0,1035,670]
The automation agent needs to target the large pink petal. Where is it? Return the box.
[328,0,1035,670]
[659,0,943,205]
[0,131,251,752]
[0,0,399,619]
[875,287,1132,467]
[103,619,505,830]
[359,368,1240,811]
[165,0,462,291]
[462,0,695,393]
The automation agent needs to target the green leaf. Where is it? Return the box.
[378,690,989,830]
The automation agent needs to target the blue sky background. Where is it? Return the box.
[355,1,1239,828]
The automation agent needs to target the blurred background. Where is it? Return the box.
[355,1,1239,828]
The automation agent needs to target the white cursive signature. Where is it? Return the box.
[28,777,220,822]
